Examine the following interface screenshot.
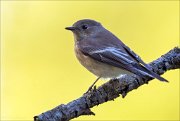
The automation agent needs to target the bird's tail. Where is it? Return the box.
[133,64,168,82]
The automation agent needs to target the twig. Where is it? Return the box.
[34,47,180,121]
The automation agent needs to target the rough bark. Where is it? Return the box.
[34,47,180,121]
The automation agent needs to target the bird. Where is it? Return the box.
[65,19,168,93]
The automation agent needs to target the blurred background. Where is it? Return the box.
[1,1,179,120]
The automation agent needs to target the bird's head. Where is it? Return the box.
[65,19,103,41]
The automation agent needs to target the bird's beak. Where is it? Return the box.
[65,26,76,31]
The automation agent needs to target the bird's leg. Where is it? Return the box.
[85,77,101,94]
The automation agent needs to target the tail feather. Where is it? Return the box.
[133,64,168,82]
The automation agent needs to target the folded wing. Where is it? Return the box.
[79,45,168,82]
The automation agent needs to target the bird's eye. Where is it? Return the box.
[82,25,88,30]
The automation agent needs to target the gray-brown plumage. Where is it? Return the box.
[65,19,168,91]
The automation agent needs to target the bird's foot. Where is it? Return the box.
[84,85,97,95]
[83,77,100,95]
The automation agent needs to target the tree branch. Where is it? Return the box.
[34,47,180,121]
